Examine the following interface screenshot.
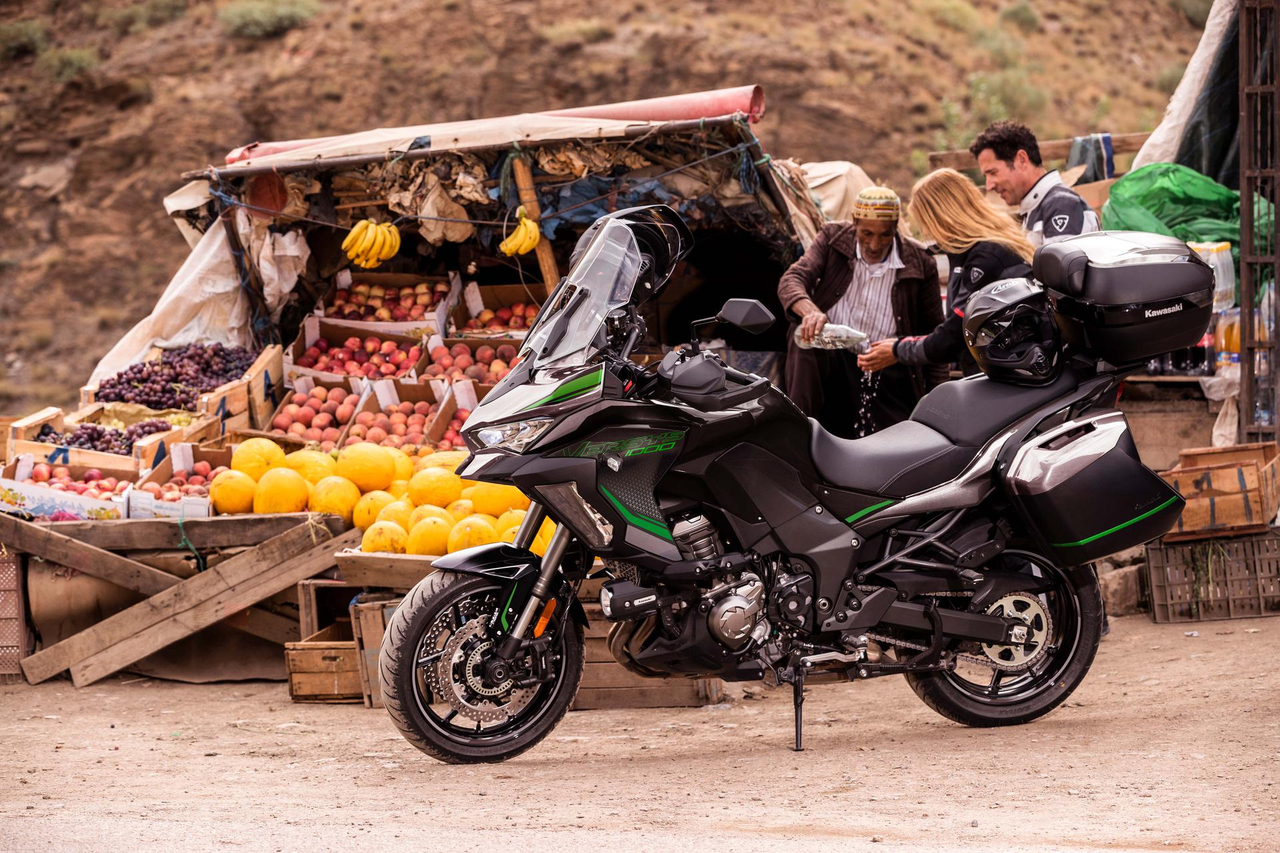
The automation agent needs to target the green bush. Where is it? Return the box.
[36,47,99,82]
[923,0,980,33]
[538,19,615,46]
[999,1,1041,33]
[1171,0,1212,28]
[218,0,320,39]
[969,70,1047,123]
[0,20,47,62]
[975,29,1023,68]
[1155,61,1187,95]
[100,0,188,36]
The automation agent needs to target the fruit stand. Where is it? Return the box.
[0,88,812,711]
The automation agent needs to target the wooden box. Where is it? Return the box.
[284,620,362,703]
[1160,442,1280,541]
[572,602,725,711]
[7,407,181,472]
[334,549,434,589]
[65,402,221,449]
[350,596,401,708]
[297,578,358,638]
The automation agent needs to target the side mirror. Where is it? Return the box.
[716,298,776,335]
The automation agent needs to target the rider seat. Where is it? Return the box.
[809,370,1079,497]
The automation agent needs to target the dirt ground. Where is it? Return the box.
[1,614,1276,853]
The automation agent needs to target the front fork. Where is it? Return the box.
[493,501,573,662]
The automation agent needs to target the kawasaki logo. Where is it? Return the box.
[1145,304,1183,319]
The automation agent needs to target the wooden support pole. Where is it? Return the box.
[511,154,562,287]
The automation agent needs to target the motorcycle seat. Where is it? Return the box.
[809,419,975,498]
[910,369,1079,448]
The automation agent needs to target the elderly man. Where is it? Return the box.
[777,186,946,438]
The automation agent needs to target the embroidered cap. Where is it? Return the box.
[853,185,901,222]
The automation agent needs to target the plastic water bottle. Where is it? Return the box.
[793,323,870,351]
[1190,241,1236,312]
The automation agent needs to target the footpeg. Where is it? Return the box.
[957,568,984,587]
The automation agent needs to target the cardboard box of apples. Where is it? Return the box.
[0,454,131,520]
[420,335,522,387]
[285,317,431,387]
[317,270,460,338]
[449,282,545,339]
[128,444,234,519]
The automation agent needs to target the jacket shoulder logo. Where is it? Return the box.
[970,267,985,284]
[1051,214,1070,232]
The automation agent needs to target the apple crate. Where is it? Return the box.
[128,444,233,520]
[449,281,546,338]
[7,407,182,473]
[284,620,362,703]
[426,380,492,448]
[356,379,447,453]
[421,334,522,386]
[284,317,430,387]
[0,454,132,521]
[315,270,461,338]
[256,375,373,452]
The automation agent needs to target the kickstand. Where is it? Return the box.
[791,669,806,752]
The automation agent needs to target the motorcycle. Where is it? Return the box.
[379,206,1212,763]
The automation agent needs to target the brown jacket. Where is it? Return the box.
[777,222,948,396]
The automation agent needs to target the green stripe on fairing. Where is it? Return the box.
[1052,495,1181,548]
[845,499,897,524]
[599,484,674,541]
[523,367,603,411]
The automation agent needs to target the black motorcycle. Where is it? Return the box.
[379,206,1212,763]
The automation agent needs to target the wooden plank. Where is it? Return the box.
[511,154,561,287]
[927,131,1151,171]
[334,551,434,589]
[288,670,361,701]
[68,527,360,686]
[37,513,347,551]
[571,683,704,711]
[0,513,183,597]
[580,661,671,690]
[221,606,300,645]
[583,637,615,663]
[298,578,356,637]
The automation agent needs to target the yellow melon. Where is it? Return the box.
[447,515,499,553]
[495,509,526,536]
[387,479,410,500]
[428,450,469,472]
[445,498,473,523]
[353,490,396,531]
[410,504,454,528]
[391,449,414,483]
[209,470,256,515]
[337,443,396,493]
[408,466,463,508]
[252,467,311,514]
[376,500,415,533]
[362,521,407,554]
[231,437,285,482]
[499,526,519,543]
[469,482,531,517]
[308,476,361,526]
[284,449,338,485]
[406,516,451,556]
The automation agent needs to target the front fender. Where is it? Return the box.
[431,543,589,629]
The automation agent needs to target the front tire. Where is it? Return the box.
[380,571,584,764]
[905,558,1103,727]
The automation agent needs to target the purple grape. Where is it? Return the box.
[96,344,258,411]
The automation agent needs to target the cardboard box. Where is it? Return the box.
[357,379,446,452]
[315,270,461,338]
[0,454,131,521]
[1160,442,1280,538]
[284,318,431,387]
[421,334,522,388]
[128,444,233,519]
[7,407,181,473]
[426,380,492,447]
[448,280,546,338]
[253,375,373,450]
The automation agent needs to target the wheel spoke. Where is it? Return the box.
[451,604,462,629]
[442,709,458,725]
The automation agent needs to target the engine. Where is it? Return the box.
[704,572,769,649]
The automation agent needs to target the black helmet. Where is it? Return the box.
[963,278,1062,385]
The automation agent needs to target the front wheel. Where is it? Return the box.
[905,553,1102,727]
[379,571,584,764]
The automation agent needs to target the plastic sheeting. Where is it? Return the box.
[88,209,308,386]
[796,160,874,222]
[1101,163,1241,252]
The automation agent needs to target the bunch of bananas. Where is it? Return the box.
[499,206,541,256]
[343,219,401,268]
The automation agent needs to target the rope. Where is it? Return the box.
[176,517,207,573]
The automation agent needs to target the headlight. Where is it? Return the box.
[470,418,554,453]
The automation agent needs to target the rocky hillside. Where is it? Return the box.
[0,0,1206,412]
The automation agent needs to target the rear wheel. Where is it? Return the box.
[379,571,584,764]
[905,551,1102,727]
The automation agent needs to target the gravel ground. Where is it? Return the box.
[1,614,1276,853]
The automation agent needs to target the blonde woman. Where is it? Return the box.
[858,168,1035,377]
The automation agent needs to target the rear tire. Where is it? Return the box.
[905,561,1102,727]
[380,571,584,764]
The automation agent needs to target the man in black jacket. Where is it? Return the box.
[971,121,1099,248]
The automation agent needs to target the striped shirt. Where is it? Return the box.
[827,240,902,348]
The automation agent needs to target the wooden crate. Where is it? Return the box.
[284,620,362,703]
[0,550,27,683]
[243,345,286,431]
[334,549,434,589]
[571,602,725,711]
[0,416,17,464]
[7,407,181,472]
[1160,442,1280,541]
[197,430,308,454]
[297,578,358,638]
[1146,532,1280,622]
[350,596,400,708]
